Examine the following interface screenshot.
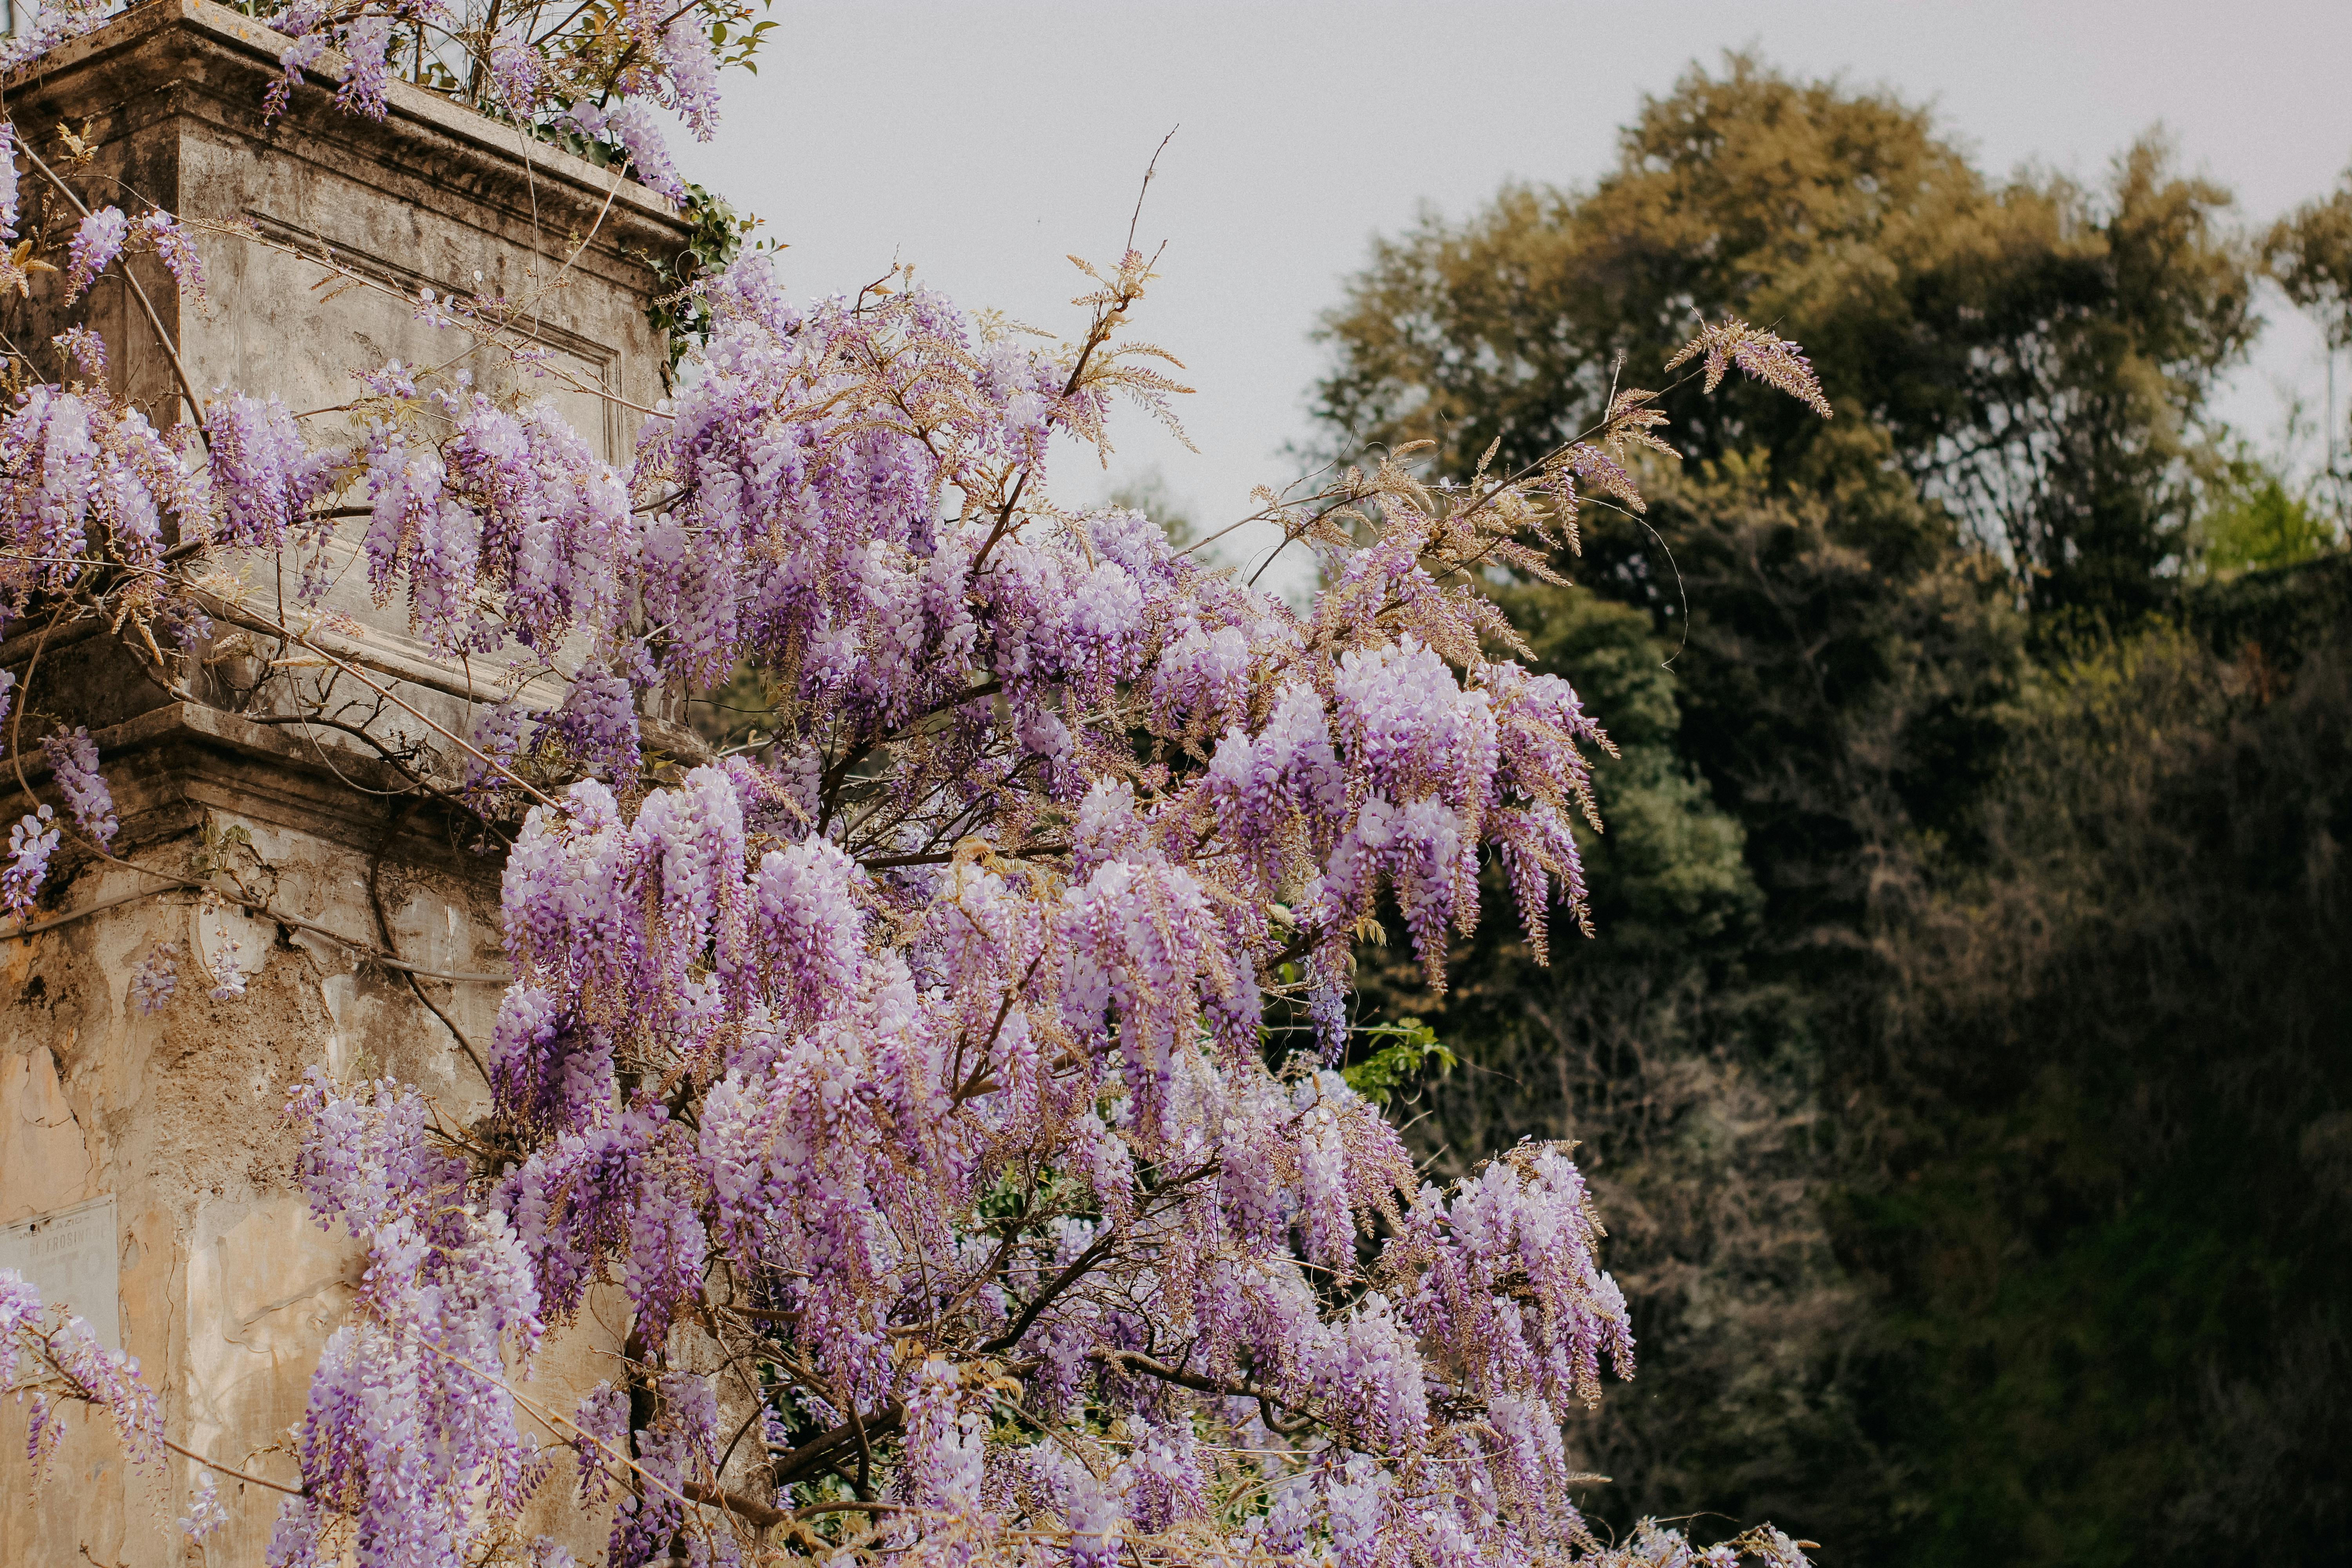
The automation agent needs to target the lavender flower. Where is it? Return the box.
[205,933,248,1000]
[662,16,722,139]
[51,326,104,378]
[265,0,330,119]
[572,99,687,201]
[179,1472,229,1539]
[130,940,181,1013]
[334,14,395,120]
[63,206,128,302]
[138,210,206,300]
[484,32,549,115]
[0,1270,165,1484]
[1664,316,1834,417]
[2,806,58,917]
[0,385,198,586]
[41,726,116,847]
[543,668,641,783]
[206,392,340,550]
[0,123,18,240]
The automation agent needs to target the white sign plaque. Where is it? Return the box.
[0,1195,121,1353]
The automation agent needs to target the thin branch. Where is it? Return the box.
[16,141,209,439]
[769,1401,905,1490]
[161,1436,307,1499]
[1125,127,1178,258]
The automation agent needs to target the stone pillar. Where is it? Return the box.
[0,6,690,1559]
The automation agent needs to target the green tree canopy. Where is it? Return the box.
[1313,53,2256,623]
[2268,168,2352,350]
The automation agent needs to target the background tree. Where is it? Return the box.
[1846,607,2352,1568]
[2267,169,2352,515]
[1315,54,2254,626]
[1318,51,2348,1568]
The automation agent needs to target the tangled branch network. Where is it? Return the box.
[0,4,1833,1564]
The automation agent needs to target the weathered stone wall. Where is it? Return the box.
[4,0,687,742]
[0,7,690,1559]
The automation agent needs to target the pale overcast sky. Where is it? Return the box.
[674,1,2352,580]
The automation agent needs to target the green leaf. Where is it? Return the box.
[1341,1016,1457,1107]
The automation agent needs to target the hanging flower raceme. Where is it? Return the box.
[63,205,127,301]
[0,1271,164,1484]
[138,210,206,299]
[205,392,342,551]
[2,805,59,917]
[0,384,195,612]
[269,1074,547,1568]
[41,727,116,848]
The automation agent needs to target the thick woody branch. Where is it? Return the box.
[768,1401,905,1490]
[1087,1347,1321,1435]
[684,1478,787,1531]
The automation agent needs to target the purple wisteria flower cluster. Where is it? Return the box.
[42,726,116,847]
[0,15,1839,1565]
[261,0,746,198]
[0,1271,165,1486]
[252,256,1822,1566]
[62,205,127,301]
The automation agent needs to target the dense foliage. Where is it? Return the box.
[1317,55,2350,1568]
[0,13,1853,1568]
[1316,54,2254,628]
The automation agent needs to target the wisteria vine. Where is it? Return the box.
[0,7,1838,1567]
